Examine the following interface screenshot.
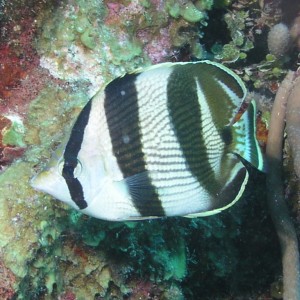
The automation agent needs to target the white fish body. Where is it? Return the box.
[31,61,264,221]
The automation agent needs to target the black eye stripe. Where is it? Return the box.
[62,161,87,209]
[62,100,92,209]
[62,165,75,179]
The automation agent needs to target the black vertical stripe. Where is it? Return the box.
[62,100,92,209]
[196,63,245,128]
[104,74,165,217]
[167,64,222,196]
[167,63,250,211]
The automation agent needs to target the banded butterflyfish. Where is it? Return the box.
[31,61,265,221]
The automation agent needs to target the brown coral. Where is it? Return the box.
[0,260,16,300]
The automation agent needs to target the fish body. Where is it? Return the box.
[31,61,264,221]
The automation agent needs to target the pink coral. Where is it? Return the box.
[58,291,77,300]
[105,2,145,26]
[0,5,66,173]
[0,16,61,116]
[105,0,173,64]
[138,27,172,63]
[129,280,162,300]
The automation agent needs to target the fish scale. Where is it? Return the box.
[167,73,217,198]
[135,66,222,216]
[197,81,224,178]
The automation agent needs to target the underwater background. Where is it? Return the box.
[0,0,299,299]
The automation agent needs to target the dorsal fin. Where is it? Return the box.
[230,101,266,172]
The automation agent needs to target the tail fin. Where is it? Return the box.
[231,101,266,172]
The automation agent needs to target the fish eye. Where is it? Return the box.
[74,160,83,178]
[58,159,82,178]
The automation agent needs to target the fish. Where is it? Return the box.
[31,61,265,221]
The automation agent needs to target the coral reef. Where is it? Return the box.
[0,0,217,298]
[213,10,254,62]
[1,0,300,299]
[35,0,212,95]
[167,0,207,23]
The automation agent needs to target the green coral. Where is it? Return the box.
[168,2,181,18]
[180,2,205,23]
[80,28,97,50]
[212,10,254,62]
[241,53,288,89]
[164,237,187,280]
[36,0,144,83]
[167,0,212,23]
[2,115,25,147]
[214,43,241,62]
[213,0,232,8]
[140,0,151,8]
[195,0,214,11]
[0,162,38,279]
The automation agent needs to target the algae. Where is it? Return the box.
[167,0,208,23]
[2,115,25,147]
[180,2,205,23]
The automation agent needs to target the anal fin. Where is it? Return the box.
[184,162,249,218]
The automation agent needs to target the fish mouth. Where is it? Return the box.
[30,169,54,193]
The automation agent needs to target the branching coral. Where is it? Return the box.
[266,71,300,299]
